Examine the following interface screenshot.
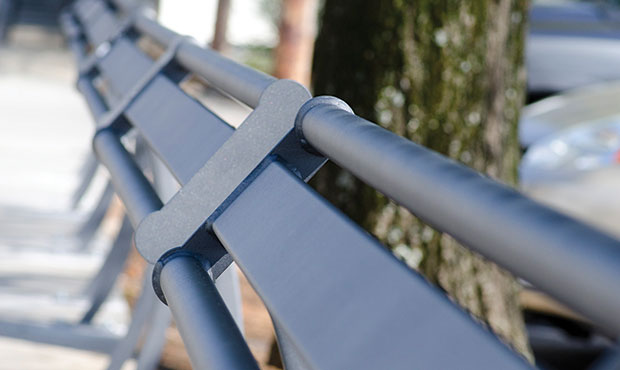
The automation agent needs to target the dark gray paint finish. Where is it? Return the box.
[93,129,162,228]
[74,0,106,26]
[299,101,620,335]
[125,75,234,184]
[98,37,154,98]
[0,320,119,353]
[80,216,133,323]
[212,161,529,370]
[135,79,313,263]
[84,10,120,48]
[160,255,259,369]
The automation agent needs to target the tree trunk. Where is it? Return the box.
[212,0,231,52]
[273,0,318,87]
[312,0,532,361]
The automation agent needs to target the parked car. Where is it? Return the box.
[528,0,620,101]
[520,81,620,147]
[522,7,620,366]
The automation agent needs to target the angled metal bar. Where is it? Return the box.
[134,302,171,370]
[80,215,133,323]
[71,154,100,209]
[92,34,189,131]
[0,319,119,353]
[96,37,154,99]
[75,181,115,245]
[212,161,529,370]
[79,28,236,184]
[77,3,122,48]
[297,100,620,334]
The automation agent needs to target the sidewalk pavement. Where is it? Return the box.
[0,25,132,370]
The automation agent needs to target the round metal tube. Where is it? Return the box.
[93,129,162,227]
[77,78,107,120]
[159,255,259,370]
[130,13,274,108]
[174,42,275,108]
[133,14,177,45]
[100,0,275,107]
[59,13,87,62]
[299,102,620,334]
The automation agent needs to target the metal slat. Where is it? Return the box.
[82,8,120,47]
[212,161,529,370]
[98,37,154,98]
[124,76,234,184]
[74,0,105,26]
[134,79,313,264]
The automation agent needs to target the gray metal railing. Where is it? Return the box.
[58,0,620,368]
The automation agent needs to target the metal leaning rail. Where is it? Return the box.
[60,0,620,368]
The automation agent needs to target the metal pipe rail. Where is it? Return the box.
[61,0,620,369]
[110,0,275,108]
[62,2,262,368]
[134,16,274,108]
[297,103,620,334]
[93,128,161,227]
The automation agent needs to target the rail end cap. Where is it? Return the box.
[294,96,353,152]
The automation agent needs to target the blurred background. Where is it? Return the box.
[0,0,619,369]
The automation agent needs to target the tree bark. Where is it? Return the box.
[312,0,532,361]
[212,0,231,52]
[273,0,318,87]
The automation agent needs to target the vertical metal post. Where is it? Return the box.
[159,255,258,370]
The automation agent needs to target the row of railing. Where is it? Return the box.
[34,0,620,368]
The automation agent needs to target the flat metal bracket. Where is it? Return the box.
[91,34,190,131]
[135,80,327,265]
[77,13,136,76]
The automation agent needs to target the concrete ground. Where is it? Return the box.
[0,25,132,370]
